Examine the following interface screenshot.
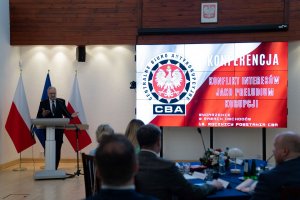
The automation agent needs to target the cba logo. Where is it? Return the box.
[142,52,196,115]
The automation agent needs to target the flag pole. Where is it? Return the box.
[12,63,27,171]
[12,152,27,171]
[73,69,83,171]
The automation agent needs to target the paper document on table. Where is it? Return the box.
[217,178,230,188]
[183,173,196,180]
[236,178,257,192]
[192,171,207,180]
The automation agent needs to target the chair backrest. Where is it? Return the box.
[280,185,300,200]
[81,153,101,198]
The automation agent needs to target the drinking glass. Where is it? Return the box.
[205,169,214,181]
[183,163,191,174]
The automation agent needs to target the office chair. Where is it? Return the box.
[81,153,101,198]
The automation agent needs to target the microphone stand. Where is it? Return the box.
[55,99,83,177]
[266,154,274,162]
[197,128,209,162]
[197,128,207,153]
[263,154,274,170]
[73,124,83,176]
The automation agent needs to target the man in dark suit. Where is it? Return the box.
[135,124,223,200]
[37,86,77,169]
[251,131,300,200]
[86,134,157,200]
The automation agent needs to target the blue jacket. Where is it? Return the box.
[136,150,216,200]
[251,156,300,200]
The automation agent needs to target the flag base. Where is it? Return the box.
[13,167,27,171]
[34,169,67,180]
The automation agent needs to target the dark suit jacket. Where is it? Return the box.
[37,98,71,142]
[251,156,300,200]
[86,189,158,200]
[136,150,216,200]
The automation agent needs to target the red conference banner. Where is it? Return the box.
[137,42,288,128]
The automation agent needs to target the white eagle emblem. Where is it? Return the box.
[155,66,183,98]
[203,5,216,18]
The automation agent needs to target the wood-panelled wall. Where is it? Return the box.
[10,0,300,45]
[10,0,138,45]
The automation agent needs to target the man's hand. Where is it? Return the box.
[207,180,224,190]
[71,112,79,118]
[42,108,51,117]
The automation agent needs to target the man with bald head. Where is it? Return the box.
[251,131,300,200]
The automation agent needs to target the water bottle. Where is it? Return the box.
[244,160,249,179]
[218,152,226,175]
[250,159,257,180]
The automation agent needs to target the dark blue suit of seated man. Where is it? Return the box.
[251,131,300,200]
[135,124,224,200]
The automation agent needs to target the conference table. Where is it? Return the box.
[189,174,250,200]
[179,160,267,200]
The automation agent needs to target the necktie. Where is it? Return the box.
[52,100,56,115]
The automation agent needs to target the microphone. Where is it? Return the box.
[30,124,36,138]
[266,154,274,163]
[263,154,274,170]
[197,128,207,153]
[56,99,72,118]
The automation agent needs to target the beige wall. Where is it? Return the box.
[0,0,21,164]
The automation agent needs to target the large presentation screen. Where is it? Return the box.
[136,42,288,128]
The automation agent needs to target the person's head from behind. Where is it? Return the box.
[125,119,145,148]
[95,124,114,144]
[137,124,161,153]
[95,134,137,186]
[273,131,300,164]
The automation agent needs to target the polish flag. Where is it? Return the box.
[5,76,36,153]
[64,75,92,151]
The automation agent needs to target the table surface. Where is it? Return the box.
[178,160,267,200]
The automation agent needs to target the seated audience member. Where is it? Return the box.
[86,134,158,200]
[135,124,223,200]
[89,124,114,156]
[125,119,145,153]
[251,131,300,200]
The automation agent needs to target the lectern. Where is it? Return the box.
[32,118,70,180]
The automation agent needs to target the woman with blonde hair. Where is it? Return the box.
[125,119,145,153]
[89,124,114,155]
